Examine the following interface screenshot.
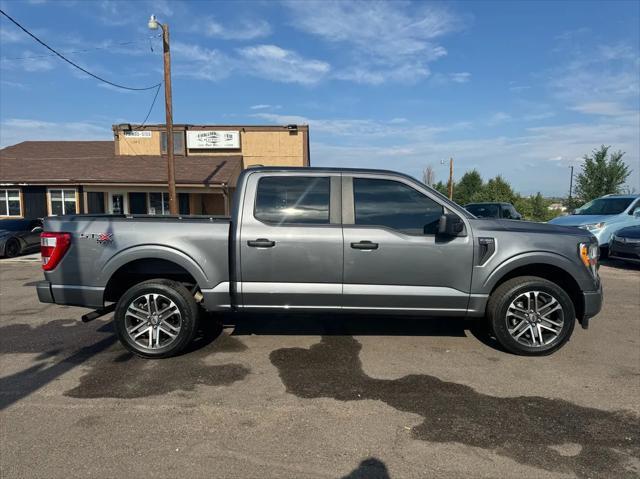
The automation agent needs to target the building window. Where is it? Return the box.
[148,192,170,215]
[160,131,185,155]
[0,189,21,217]
[49,189,77,215]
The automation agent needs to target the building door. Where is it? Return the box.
[87,192,105,214]
[129,193,147,214]
[109,192,128,214]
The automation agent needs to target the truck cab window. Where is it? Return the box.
[353,178,443,235]
[255,176,330,225]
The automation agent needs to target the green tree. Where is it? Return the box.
[574,145,631,202]
[453,169,483,205]
[470,175,517,203]
[432,180,449,197]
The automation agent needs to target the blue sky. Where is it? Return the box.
[0,0,638,196]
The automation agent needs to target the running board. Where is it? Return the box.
[81,304,116,323]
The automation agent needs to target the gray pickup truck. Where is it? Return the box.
[37,167,602,358]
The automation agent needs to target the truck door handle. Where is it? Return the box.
[351,241,378,250]
[247,238,276,248]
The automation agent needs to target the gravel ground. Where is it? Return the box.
[1,260,638,479]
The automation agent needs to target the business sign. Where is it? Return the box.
[186,130,240,149]
[123,131,152,138]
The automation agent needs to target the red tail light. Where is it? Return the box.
[41,232,71,271]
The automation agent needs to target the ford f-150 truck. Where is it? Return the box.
[36,167,602,358]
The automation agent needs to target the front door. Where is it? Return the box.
[109,192,128,214]
[238,172,343,309]
[342,175,474,313]
[129,192,147,214]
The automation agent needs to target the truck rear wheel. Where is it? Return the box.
[114,279,199,359]
[487,276,575,356]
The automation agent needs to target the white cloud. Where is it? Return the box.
[549,41,639,117]
[570,102,631,117]
[171,42,233,81]
[171,42,330,85]
[199,17,271,40]
[250,112,638,195]
[287,0,464,84]
[0,50,55,73]
[0,119,111,147]
[487,112,511,126]
[250,104,281,110]
[449,72,471,83]
[238,45,330,85]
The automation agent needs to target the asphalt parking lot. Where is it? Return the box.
[1,260,638,479]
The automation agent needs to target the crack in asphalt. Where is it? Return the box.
[270,335,640,479]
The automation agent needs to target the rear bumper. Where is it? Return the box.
[36,281,104,308]
[36,281,54,303]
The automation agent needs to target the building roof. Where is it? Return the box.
[0,141,242,187]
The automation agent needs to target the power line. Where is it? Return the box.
[0,9,161,91]
[134,82,163,129]
[1,40,143,60]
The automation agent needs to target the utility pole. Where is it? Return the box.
[448,157,454,200]
[149,15,178,215]
[568,165,574,202]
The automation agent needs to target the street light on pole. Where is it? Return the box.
[148,14,178,215]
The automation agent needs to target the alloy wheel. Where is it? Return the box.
[124,293,182,350]
[506,290,564,347]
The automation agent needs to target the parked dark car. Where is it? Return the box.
[0,218,43,258]
[465,202,522,220]
[609,225,640,264]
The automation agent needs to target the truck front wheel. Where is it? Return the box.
[487,276,576,356]
[114,279,199,358]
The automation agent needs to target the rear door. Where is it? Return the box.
[238,171,343,309]
[342,174,474,313]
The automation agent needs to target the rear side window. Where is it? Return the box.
[353,178,443,235]
[255,176,330,225]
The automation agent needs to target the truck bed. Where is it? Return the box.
[41,214,231,309]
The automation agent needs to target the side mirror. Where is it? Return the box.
[633,207,640,218]
[437,214,466,237]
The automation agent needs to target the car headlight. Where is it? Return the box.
[579,242,599,273]
[580,222,606,231]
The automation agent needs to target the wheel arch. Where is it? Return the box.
[486,260,584,322]
[100,246,210,303]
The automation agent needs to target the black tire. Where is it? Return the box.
[114,279,199,359]
[4,238,21,258]
[599,245,609,259]
[487,276,576,356]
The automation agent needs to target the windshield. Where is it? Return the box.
[575,197,634,215]
[465,204,500,218]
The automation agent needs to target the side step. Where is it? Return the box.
[81,304,116,323]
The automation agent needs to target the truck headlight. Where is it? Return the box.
[580,222,605,231]
[579,242,599,272]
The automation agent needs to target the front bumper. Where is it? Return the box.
[582,283,603,321]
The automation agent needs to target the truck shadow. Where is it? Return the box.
[0,319,248,408]
[270,336,640,479]
[225,312,503,352]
